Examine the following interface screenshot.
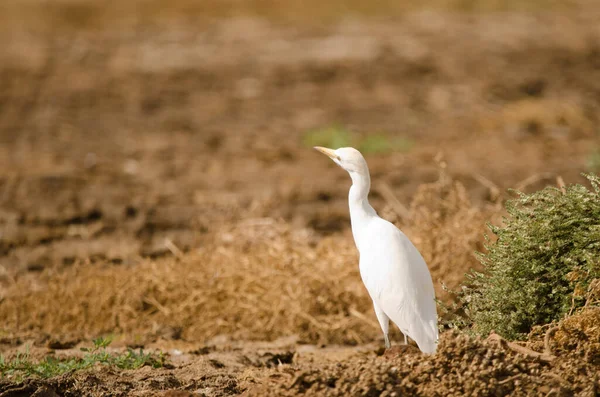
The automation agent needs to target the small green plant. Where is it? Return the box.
[302,126,413,154]
[0,337,165,382]
[358,133,414,154]
[302,126,353,149]
[457,173,600,340]
[587,149,600,172]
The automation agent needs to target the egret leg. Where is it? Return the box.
[404,333,408,345]
[373,302,390,349]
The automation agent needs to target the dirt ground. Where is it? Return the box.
[1,1,600,395]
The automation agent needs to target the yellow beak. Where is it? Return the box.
[314,146,339,160]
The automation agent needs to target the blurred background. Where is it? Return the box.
[0,0,599,347]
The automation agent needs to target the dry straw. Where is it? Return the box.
[0,172,495,344]
[0,221,376,344]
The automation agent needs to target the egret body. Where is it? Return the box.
[314,146,438,354]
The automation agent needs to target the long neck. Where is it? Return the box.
[348,171,376,251]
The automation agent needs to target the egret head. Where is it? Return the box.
[314,146,369,176]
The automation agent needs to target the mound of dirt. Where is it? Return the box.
[249,332,600,396]
[2,330,598,397]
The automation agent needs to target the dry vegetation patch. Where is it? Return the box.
[0,172,496,346]
[404,164,500,303]
[0,221,375,345]
[552,307,600,364]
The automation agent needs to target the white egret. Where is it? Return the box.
[314,146,438,354]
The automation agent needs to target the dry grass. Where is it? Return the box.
[552,307,600,364]
[0,221,377,345]
[0,172,497,345]
[402,162,500,302]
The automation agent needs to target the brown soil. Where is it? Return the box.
[1,1,600,395]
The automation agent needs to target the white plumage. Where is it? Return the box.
[315,146,438,354]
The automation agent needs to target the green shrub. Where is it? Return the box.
[460,173,600,340]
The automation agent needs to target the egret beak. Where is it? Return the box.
[314,146,339,161]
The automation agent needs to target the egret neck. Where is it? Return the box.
[348,170,376,251]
